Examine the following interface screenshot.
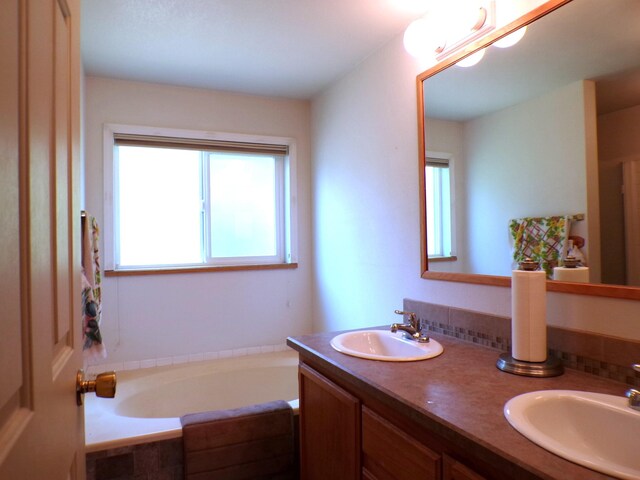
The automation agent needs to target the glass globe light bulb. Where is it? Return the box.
[456,48,485,67]
[493,26,527,48]
[403,17,446,59]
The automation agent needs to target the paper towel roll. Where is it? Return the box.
[511,269,547,362]
[553,266,589,283]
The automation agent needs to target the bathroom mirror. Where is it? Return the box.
[419,0,640,299]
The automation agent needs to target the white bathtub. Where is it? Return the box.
[84,350,299,453]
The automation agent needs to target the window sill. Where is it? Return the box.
[105,263,298,277]
[427,255,457,263]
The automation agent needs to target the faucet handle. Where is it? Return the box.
[394,310,417,327]
[393,310,416,322]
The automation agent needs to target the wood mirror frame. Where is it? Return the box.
[417,0,640,301]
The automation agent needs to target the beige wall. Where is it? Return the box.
[462,80,593,277]
[84,76,313,365]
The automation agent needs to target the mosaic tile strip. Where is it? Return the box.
[405,298,640,389]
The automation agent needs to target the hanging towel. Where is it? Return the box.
[181,400,295,480]
[82,213,106,359]
[509,215,571,278]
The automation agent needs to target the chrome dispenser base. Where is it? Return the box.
[496,353,564,377]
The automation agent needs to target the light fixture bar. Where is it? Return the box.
[435,1,496,62]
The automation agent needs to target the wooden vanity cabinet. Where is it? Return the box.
[362,406,441,480]
[299,361,490,480]
[298,363,361,480]
[443,455,487,480]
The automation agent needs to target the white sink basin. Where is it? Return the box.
[505,390,640,479]
[330,330,443,362]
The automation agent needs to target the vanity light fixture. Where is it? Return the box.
[403,0,496,64]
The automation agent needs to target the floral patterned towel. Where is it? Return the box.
[509,216,571,278]
[82,214,106,359]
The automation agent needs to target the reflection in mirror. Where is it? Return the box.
[420,0,640,295]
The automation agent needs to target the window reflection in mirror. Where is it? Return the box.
[426,153,455,260]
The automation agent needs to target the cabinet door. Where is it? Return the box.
[299,363,361,480]
[443,454,487,480]
[362,406,441,480]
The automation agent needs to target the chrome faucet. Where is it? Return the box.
[391,310,429,343]
[626,364,640,410]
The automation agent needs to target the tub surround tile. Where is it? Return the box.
[203,351,219,361]
[404,298,640,388]
[187,353,204,363]
[132,443,159,474]
[181,400,295,479]
[94,452,134,480]
[172,355,189,365]
[233,347,248,357]
[85,342,292,375]
[139,359,157,369]
[91,362,124,374]
[87,438,183,480]
[246,346,262,355]
[123,360,141,370]
[156,357,173,367]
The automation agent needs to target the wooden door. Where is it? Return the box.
[298,363,361,480]
[0,0,84,478]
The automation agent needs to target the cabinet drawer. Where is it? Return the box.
[443,454,487,480]
[362,406,441,480]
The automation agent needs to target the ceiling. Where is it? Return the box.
[81,0,432,99]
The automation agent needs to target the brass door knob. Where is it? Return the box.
[76,369,117,406]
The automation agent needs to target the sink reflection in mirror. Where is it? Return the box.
[330,330,444,362]
[504,390,640,479]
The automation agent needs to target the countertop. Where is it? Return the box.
[287,329,627,480]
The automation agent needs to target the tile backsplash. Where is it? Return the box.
[404,298,640,388]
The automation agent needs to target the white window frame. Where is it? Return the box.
[426,151,457,259]
[103,124,298,271]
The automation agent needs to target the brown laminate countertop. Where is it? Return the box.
[287,329,629,480]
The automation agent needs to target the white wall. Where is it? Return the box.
[311,33,640,341]
[84,77,313,365]
[464,80,591,276]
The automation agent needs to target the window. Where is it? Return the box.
[425,152,455,259]
[103,125,298,272]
